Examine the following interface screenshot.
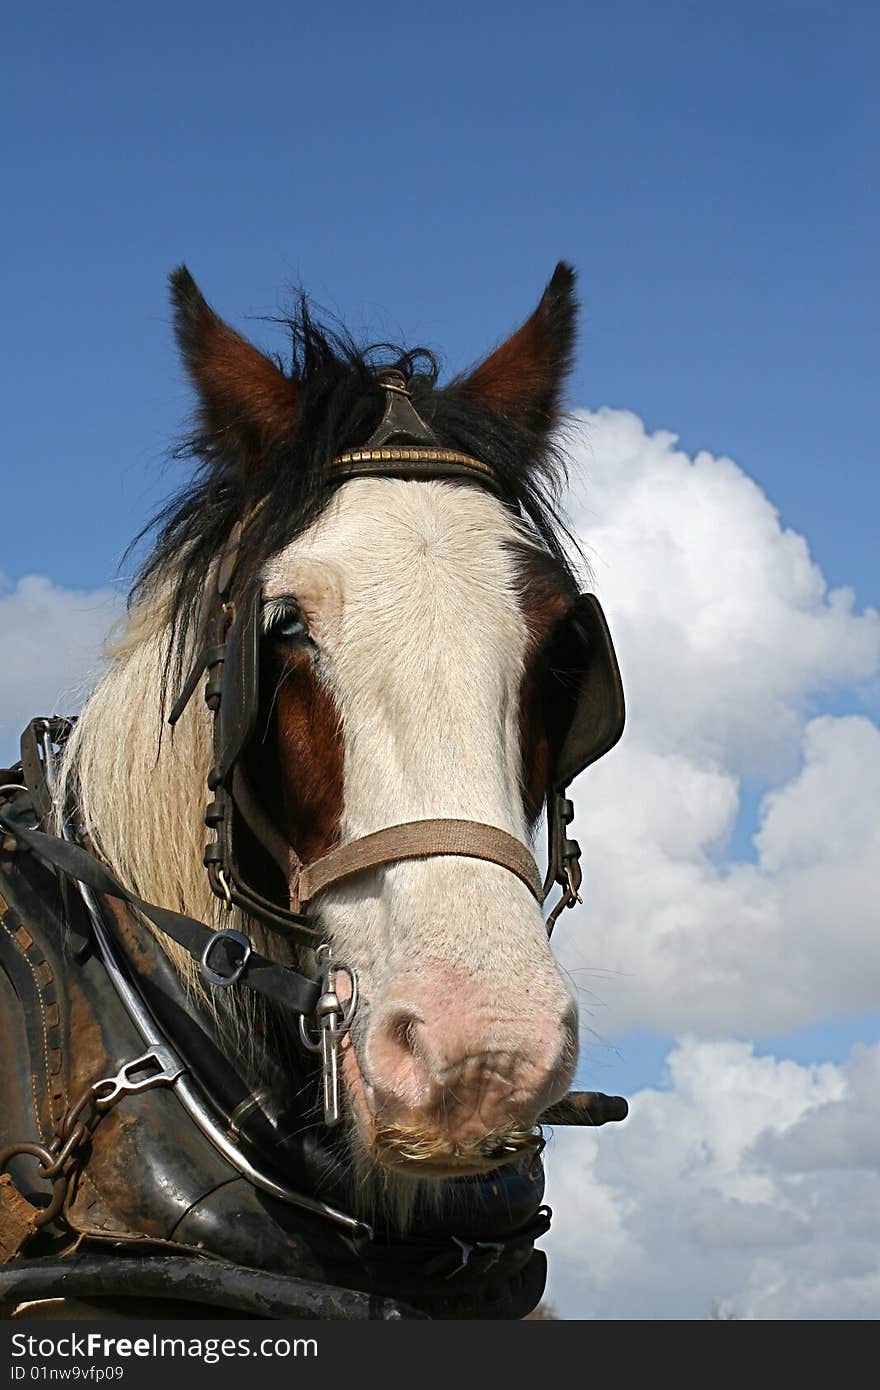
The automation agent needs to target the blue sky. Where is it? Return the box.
[3,3,878,1317]
[4,2,877,600]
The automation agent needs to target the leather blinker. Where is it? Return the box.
[545,594,625,793]
[214,586,263,787]
[538,594,625,930]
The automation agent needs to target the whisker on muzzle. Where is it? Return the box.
[372,1121,544,1170]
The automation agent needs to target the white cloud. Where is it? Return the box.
[0,574,121,765]
[542,1037,880,1319]
[554,410,880,1038]
[566,409,878,776]
[1,410,877,1321]
[3,417,876,1043]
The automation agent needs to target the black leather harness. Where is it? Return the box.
[0,766,549,1318]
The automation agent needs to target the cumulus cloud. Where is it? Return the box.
[566,409,879,775]
[3,415,876,1041]
[554,410,880,1038]
[0,573,121,765]
[1,409,876,1321]
[542,1037,880,1320]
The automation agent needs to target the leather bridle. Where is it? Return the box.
[147,367,622,1125]
[169,508,552,945]
[168,371,624,974]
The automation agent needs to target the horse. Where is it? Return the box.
[0,262,625,1320]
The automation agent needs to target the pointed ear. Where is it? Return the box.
[457,262,578,433]
[169,266,299,454]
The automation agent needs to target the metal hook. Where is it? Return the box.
[217,867,233,913]
[298,946,359,1126]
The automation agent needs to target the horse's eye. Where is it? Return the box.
[266,601,309,643]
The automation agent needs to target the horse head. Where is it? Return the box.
[60,263,624,1213]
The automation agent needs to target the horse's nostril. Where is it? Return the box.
[388,1010,422,1056]
[361,1007,431,1106]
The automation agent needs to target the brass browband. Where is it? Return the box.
[216,448,500,594]
[329,445,498,485]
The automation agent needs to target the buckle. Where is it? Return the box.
[447,1237,506,1279]
[200,928,252,987]
[297,944,359,1127]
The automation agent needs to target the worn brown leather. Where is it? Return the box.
[0,1175,39,1263]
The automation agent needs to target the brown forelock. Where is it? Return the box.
[511,544,578,824]
[250,644,343,865]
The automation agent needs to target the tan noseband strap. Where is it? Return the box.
[291,819,544,911]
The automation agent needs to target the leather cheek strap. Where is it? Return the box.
[291,819,544,911]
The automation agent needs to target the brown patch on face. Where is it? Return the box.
[251,645,344,864]
[511,544,578,825]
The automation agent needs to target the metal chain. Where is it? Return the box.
[0,1046,184,1231]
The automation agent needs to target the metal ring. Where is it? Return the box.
[42,1123,87,1176]
[0,786,40,833]
[0,1141,68,1228]
[200,929,252,987]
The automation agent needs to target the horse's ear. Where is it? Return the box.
[169,266,299,455]
[456,262,577,434]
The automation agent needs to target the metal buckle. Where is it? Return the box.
[200,928,253,987]
[447,1237,506,1279]
[90,1046,186,1109]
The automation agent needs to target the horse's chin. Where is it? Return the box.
[368,1151,517,1181]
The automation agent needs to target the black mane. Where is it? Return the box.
[130,293,580,687]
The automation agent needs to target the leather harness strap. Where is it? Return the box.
[231,772,543,916]
[0,804,321,1018]
[329,447,502,493]
[291,818,544,911]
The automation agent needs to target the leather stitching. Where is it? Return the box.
[0,916,55,1140]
